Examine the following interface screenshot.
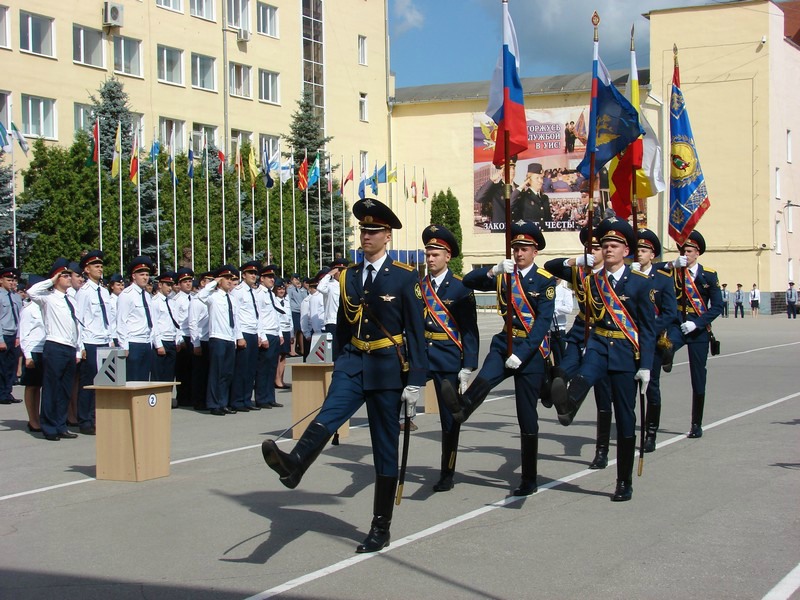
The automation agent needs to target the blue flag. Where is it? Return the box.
[577,57,644,178]
[370,163,378,194]
[376,163,387,183]
[308,153,321,187]
[150,140,160,164]
[358,176,367,199]
[187,147,194,179]
[668,63,709,245]
[262,151,274,188]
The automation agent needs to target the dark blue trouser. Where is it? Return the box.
[431,371,459,434]
[40,341,77,437]
[317,369,403,477]
[0,333,18,401]
[232,332,259,408]
[175,336,193,405]
[254,334,280,406]
[207,338,235,409]
[152,340,177,383]
[191,341,209,409]
[78,343,105,428]
[645,350,664,407]
[127,342,153,382]
[577,346,636,438]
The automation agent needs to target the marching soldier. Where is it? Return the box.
[632,228,678,453]
[551,218,656,501]
[420,225,479,492]
[261,198,427,554]
[441,220,556,497]
[116,256,158,382]
[662,230,722,438]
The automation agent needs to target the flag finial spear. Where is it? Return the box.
[630,24,635,51]
[673,44,679,68]
[592,11,600,41]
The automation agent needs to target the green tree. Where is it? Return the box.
[430,188,463,275]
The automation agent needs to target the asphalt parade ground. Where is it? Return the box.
[0,312,798,599]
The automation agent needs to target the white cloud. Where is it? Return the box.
[393,0,425,34]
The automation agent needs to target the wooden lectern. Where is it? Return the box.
[87,382,174,482]
[290,364,349,440]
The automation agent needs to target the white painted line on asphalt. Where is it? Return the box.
[243,390,800,600]
[762,561,800,600]
[0,478,94,501]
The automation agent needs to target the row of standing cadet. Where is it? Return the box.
[258,197,723,555]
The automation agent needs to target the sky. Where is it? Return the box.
[388,0,727,88]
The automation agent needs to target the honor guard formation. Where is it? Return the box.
[1,202,734,554]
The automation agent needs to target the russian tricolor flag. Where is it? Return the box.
[486,2,528,167]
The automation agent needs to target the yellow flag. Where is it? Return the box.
[248,146,258,187]
[111,122,121,178]
[388,166,397,183]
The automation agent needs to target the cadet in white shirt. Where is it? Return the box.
[273,278,293,389]
[107,273,124,344]
[20,276,46,433]
[316,257,348,359]
[189,271,214,410]
[116,256,158,382]
[27,258,82,441]
[231,261,263,411]
[74,250,113,435]
[253,264,283,408]
[172,267,195,407]
[300,276,325,360]
[151,272,183,384]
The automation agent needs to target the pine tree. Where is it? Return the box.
[430,188,463,275]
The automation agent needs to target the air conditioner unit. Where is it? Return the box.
[237,28,251,43]
[103,2,124,27]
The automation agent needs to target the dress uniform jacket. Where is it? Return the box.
[660,264,722,346]
[421,270,479,374]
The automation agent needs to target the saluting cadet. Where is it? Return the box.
[543,227,614,469]
[20,275,46,432]
[27,259,82,441]
[261,198,427,554]
[0,266,22,404]
[316,258,348,358]
[441,220,556,497]
[551,218,656,502]
[107,273,124,345]
[254,264,283,409]
[231,261,262,412]
[420,225,479,492]
[632,229,679,453]
[189,271,214,411]
[116,256,158,382]
[151,272,183,383]
[662,230,722,439]
[74,250,113,434]
[196,265,242,415]
[172,267,194,406]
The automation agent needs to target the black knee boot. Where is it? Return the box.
[441,377,492,424]
[688,394,705,438]
[589,411,612,469]
[261,420,331,489]
[433,426,460,492]
[513,433,538,496]
[541,366,568,410]
[644,403,661,452]
[356,475,398,553]
[611,436,636,502]
[557,375,592,426]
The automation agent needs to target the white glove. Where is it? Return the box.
[680,321,697,335]
[673,255,688,268]
[576,254,595,268]
[458,368,472,395]
[631,262,641,272]
[401,385,420,418]
[504,354,522,370]
[635,369,651,394]
[491,259,515,276]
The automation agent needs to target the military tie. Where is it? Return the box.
[165,297,180,329]
[268,288,285,314]
[8,291,17,326]
[226,294,235,328]
[141,289,153,328]
[65,295,78,324]
[365,265,375,293]
[97,286,109,328]
[432,279,438,292]
[249,287,259,318]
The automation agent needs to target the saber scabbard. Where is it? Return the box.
[396,413,412,505]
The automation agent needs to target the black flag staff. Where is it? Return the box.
[583,11,600,347]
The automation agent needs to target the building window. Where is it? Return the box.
[74,103,94,132]
[190,0,215,20]
[776,219,782,255]
[156,0,183,12]
[193,123,216,154]
[789,203,795,234]
[256,3,277,37]
[230,129,251,162]
[0,92,9,127]
[20,11,54,57]
[360,151,368,176]
[776,167,781,200]
[229,63,251,98]
[73,25,104,68]
[227,0,250,31]
[789,258,794,283]
[22,94,56,138]
[259,134,278,160]
[788,130,793,164]
[358,35,367,65]
[258,69,279,104]
[0,7,9,49]
[131,113,145,147]
[114,36,142,77]
[302,0,324,125]
[359,93,368,122]
[159,117,185,151]
[191,53,216,91]
[157,45,183,85]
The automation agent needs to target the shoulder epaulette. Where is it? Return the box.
[632,270,649,278]
[452,273,463,281]
[657,269,671,277]
[703,268,716,274]
[393,261,415,272]
[537,268,554,278]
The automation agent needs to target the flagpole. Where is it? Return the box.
[345,155,351,256]
[189,136,195,271]
[405,166,410,259]
[305,154,310,275]
[278,143,285,269]
[205,133,210,270]
[154,134,161,274]
[10,118,16,267]
[171,134,178,269]
[96,118,103,252]
[118,121,124,274]
[136,135,142,253]
[237,148,242,266]
[630,26,639,233]
[317,161,323,265]
[674,44,688,320]
[221,149,227,264]
[291,146,297,274]
[328,156,333,261]
[254,178,258,260]
[584,12,600,346]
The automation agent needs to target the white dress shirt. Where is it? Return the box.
[75,278,113,347]
[116,283,159,351]
[300,291,325,338]
[19,302,46,359]
[232,282,261,336]
[27,279,81,356]
[189,292,209,347]
[316,273,341,326]
[172,290,192,337]
[196,281,241,342]
[275,295,293,332]
[152,292,182,344]
[255,285,280,340]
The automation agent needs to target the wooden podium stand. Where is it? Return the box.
[87,382,174,482]
[291,364,349,440]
